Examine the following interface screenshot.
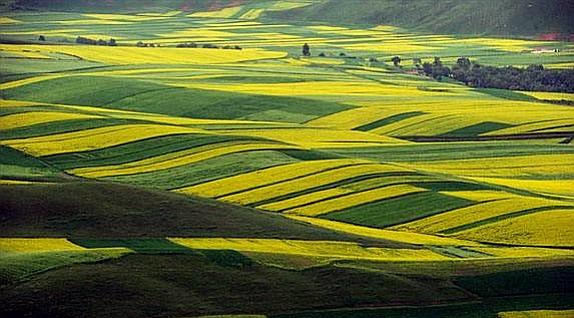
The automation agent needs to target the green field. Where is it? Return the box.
[1,1,573,317]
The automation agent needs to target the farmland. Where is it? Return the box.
[1,1,573,317]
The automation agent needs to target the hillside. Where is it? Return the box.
[268,0,574,37]
[1,4,573,318]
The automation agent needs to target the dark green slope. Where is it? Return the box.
[267,0,574,36]
[0,181,401,244]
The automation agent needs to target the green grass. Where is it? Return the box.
[454,266,574,297]
[0,253,474,317]
[353,112,426,132]
[70,238,193,254]
[0,181,375,242]
[322,191,476,228]
[248,171,421,208]
[439,122,515,137]
[0,249,129,285]
[104,150,300,190]
[44,134,263,169]
[272,294,574,318]
[268,0,574,36]
[331,142,574,162]
[3,75,351,123]
[0,118,137,140]
[0,146,61,181]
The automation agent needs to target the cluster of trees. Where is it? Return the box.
[421,57,451,80]
[450,58,574,92]
[176,42,242,50]
[76,36,117,46]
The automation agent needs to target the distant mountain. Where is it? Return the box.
[267,0,574,37]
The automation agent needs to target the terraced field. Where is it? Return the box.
[1,2,573,318]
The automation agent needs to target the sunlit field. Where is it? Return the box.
[1,1,573,317]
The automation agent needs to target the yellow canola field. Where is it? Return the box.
[240,9,265,19]
[180,81,462,98]
[286,216,483,246]
[56,19,132,25]
[470,177,574,199]
[72,142,298,178]
[2,124,206,156]
[286,184,427,216]
[472,246,574,259]
[0,100,42,108]
[83,13,167,21]
[0,238,85,253]
[176,159,370,197]
[393,195,566,234]
[518,91,574,102]
[170,238,449,261]
[217,128,406,148]
[483,118,574,136]
[259,188,353,212]
[307,107,403,130]
[454,209,574,247]
[1,111,103,130]
[0,17,20,24]
[407,154,574,178]
[0,44,287,65]
[498,310,574,318]
[0,74,63,90]
[189,6,243,18]
[222,163,410,205]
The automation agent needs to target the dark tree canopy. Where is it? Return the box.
[302,43,311,56]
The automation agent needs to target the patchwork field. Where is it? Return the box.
[1,2,573,318]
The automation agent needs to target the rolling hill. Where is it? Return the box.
[6,0,574,36]
[268,0,574,36]
[1,3,573,318]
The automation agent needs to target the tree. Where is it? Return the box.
[456,56,471,70]
[108,38,117,46]
[391,56,401,67]
[38,35,46,41]
[412,57,422,67]
[302,43,310,56]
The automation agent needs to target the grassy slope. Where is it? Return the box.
[0,181,402,244]
[267,0,574,36]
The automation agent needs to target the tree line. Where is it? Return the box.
[76,36,117,46]
[420,57,574,93]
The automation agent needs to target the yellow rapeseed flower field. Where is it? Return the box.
[170,238,449,261]
[518,91,574,102]
[1,111,104,130]
[176,159,370,197]
[286,184,427,216]
[222,163,410,205]
[72,142,299,178]
[394,195,566,234]
[470,177,574,199]
[285,216,483,246]
[258,188,354,212]
[498,310,574,318]
[0,44,287,65]
[454,209,574,247]
[217,128,406,148]
[2,124,207,156]
[0,238,85,253]
[407,154,574,178]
